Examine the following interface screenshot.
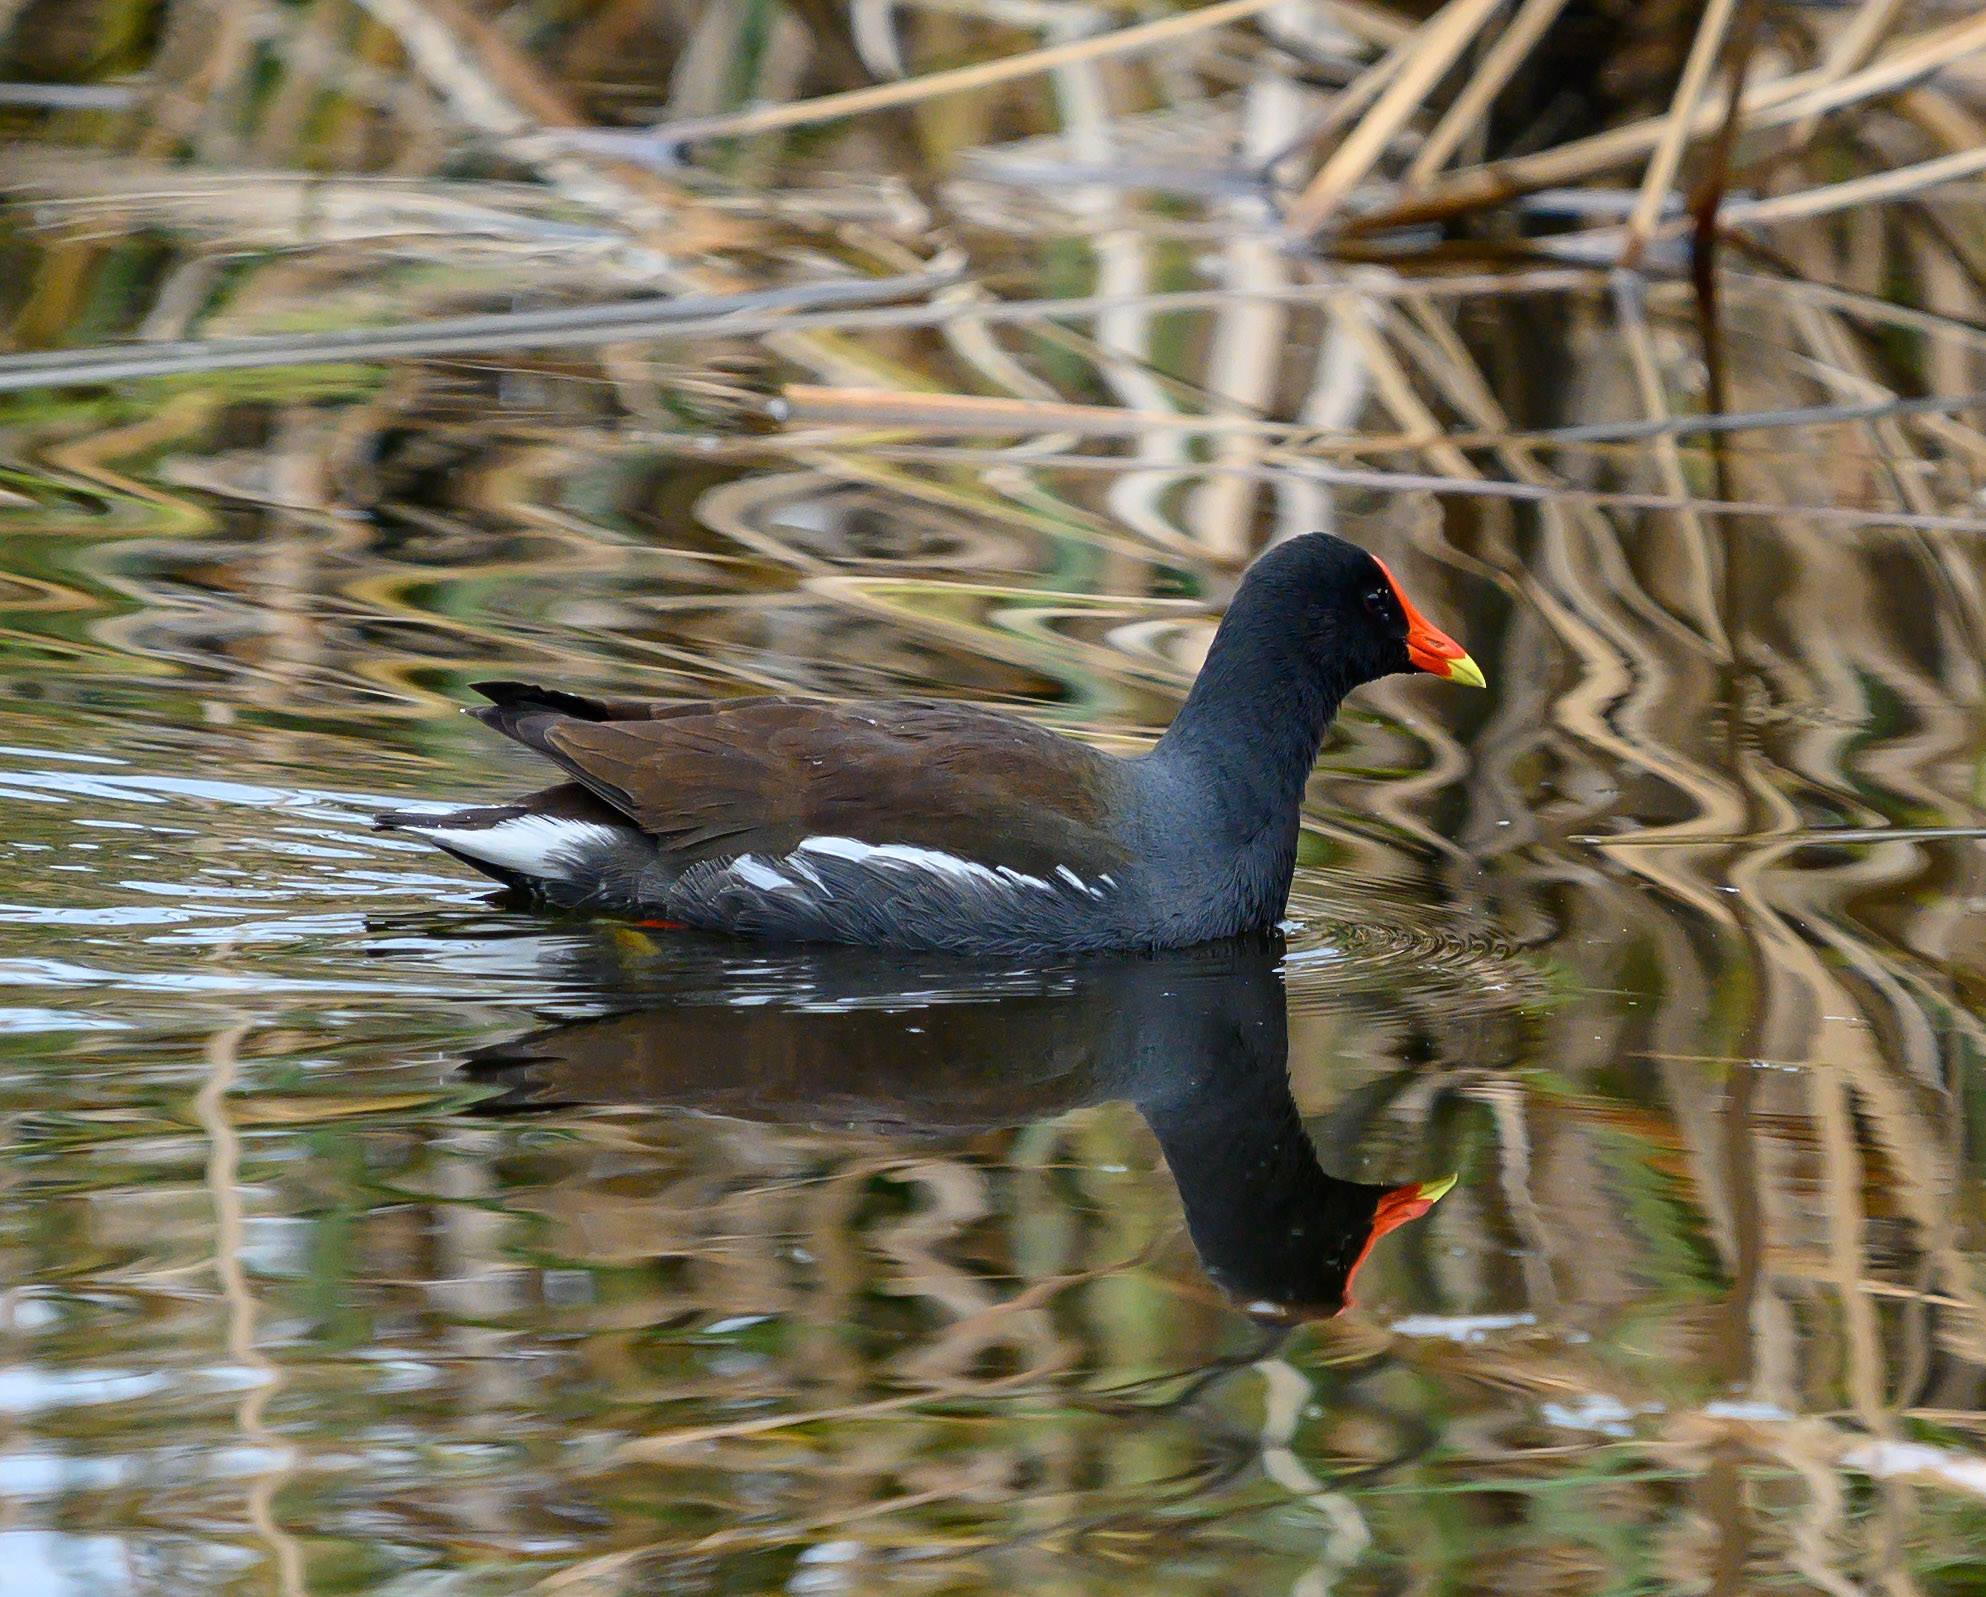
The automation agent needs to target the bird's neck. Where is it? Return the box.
[1153,595,1352,854]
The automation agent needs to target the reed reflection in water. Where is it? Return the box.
[1,267,1984,1587]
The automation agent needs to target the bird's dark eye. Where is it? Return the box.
[1363,588,1391,616]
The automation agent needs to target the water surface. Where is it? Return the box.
[4,23,1986,1593]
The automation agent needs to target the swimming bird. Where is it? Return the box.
[378,532,1483,953]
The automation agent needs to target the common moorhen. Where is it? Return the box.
[380,532,1483,953]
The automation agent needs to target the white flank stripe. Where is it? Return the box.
[727,855,791,892]
[793,835,1057,894]
[422,816,623,878]
[796,835,971,877]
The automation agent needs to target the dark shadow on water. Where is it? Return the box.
[462,932,1452,1321]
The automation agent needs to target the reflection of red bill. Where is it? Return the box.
[1374,1171,1459,1232]
[1375,558,1487,687]
[1343,1172,1459,1310]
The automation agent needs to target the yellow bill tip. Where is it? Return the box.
[1415,1172,1459,1204]
[1444,652,1487,690]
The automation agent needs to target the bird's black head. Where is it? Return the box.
[1233,532,1486,692]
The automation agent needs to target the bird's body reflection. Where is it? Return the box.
[467,932,1448,1319]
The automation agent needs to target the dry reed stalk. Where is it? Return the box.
[1791,0,1910,145]
[1345,7,1986,234]
[1395,0,1572,193]
[1619,0,1743,267]
[1548,143,1986,258]
[1716,143,1986,227]
[345,0,736,248]
[574,0,1282,147]
[1284,0,1509,235]
[1288,0,1417,51]
[0,271,957,391]
[1266,21,1410,171]
[1192,73,1305,559]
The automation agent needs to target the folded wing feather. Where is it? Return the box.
[472,687,1136,882]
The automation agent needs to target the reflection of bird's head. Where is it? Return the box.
[1154,1081,1455,1324]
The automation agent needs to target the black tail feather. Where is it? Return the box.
[468,680,693,758]
[471,680,615,719]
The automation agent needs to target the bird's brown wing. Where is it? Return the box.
[471,684,1135,878]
